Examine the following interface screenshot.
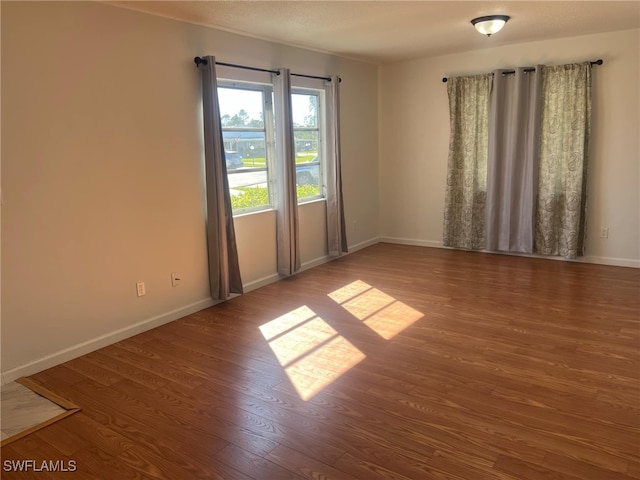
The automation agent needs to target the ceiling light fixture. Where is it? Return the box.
[471,15,510,37]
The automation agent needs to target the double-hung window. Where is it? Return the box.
[292,88,325,203]
[217,77,328,215]
[218,82,275,214]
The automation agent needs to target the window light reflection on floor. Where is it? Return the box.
[328,280,424,340]
[259,306,366,401]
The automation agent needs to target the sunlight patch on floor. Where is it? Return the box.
[259,305,316,341]
[259,306,365,401]
[329,280,424,340]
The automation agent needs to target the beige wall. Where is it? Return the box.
[1,2,379,380]
[379,28,640,267]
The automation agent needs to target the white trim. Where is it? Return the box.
[348,236,380,252]
[379,236,442,248]
[301,254,331,271]
[3,244,369,382]
[1,298,216,384]
[243,253,334,292]
[380,236,640,268]
[242,272,282,292]
[242,238,381,293]
[575,255,640,269]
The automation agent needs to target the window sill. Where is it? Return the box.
[232,197,325,219]
[233,207,276,219]
[298,197,326,207]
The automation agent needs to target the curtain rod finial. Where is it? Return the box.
[194,56,208,67]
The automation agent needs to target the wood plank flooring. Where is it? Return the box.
[2,243,639,479]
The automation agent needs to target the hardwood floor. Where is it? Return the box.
[2,243,639,479]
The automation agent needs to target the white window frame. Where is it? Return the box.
[292,86,327,205]
[216,70,330,214]
[217,79,276,216]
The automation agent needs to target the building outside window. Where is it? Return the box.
[218,83,275,214]
[217,81,327,214]
[292,89,324,203]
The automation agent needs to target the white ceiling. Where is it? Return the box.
[110,1,640,63]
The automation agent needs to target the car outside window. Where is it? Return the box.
[218,84,275,214]
[292,89,324,203]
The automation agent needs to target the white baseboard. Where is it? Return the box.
[0,239,387,385]
[242,238,381,293]
[242,254,334,293]
[1,298,216,385]
[379,236,639,268]
[242,273,281,292]
[302,254,332,271]
[4,252,339,382]
[348,236,381,252]
[577,255,640,269]
[379,236,443,248]
[16,235,631,386]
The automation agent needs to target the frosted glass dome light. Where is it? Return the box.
[471,15,510,37]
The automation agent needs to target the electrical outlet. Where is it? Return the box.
[171,272,181,287]
[136,282,146,297]
[600,227,609,239]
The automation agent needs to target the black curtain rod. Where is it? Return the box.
[194,57,340,82]
[292,72,342,83]
[441,59,603,83]
[215,60,278,75]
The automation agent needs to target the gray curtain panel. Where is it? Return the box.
[443,74,492,250]
[325,75,348,257]
[486,67,543,254]
[198,56,243,299]
[274,68,301,276]
[535,62,592,259]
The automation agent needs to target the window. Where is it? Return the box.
[218,83,275,214]
[217,79,327,214]
[292,89,325,203]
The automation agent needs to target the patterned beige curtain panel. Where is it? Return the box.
[443,74,492,250]
[535,63,592,259]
